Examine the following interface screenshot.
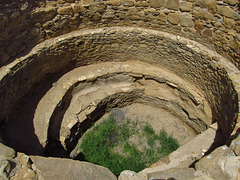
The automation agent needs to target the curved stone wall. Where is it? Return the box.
[1,0,240,68]
[0,27,238,149]
[0,0,240,179]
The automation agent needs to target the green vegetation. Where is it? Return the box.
[79,114,179,176]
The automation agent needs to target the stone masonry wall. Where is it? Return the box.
[0,27,238,143]
[0,0,239,68]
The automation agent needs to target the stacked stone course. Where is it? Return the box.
[0,0,240,68]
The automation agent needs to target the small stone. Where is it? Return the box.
[165,0,179,10]
[92,12,102,22]
[195,0,216,8]
[106,0,121,6]
[194,19,204,33]
[180,13,193,27]
[179,2,192,12]
[57,6,73,15]
[235,21,240,33]
[223,17,235,29]
[217,6,240,20]
[57,0,66,4]
[202,29,212,37]
[121,0,135,6]
[223,0,238,5]
[149,0,166,8]
[168,12,180,25]
[73,4,87,14]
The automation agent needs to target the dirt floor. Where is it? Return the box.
[100,103,197,146]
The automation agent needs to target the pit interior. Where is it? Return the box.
[0,27,238,173]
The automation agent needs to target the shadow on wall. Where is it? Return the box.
[0,0,46,67]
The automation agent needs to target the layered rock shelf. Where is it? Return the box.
[0,0,240,179]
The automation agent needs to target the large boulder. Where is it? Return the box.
[30,156,117,180]
[195,145,238,180]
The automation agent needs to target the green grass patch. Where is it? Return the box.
[79,114,179,176]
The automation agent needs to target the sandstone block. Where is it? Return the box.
[149,0,165,8]
[57,6,73,15]
[106,0,121,6]
[158,12,167,24]
[32,6,57,22]
[195,145,235,180]
[195,0,216,8]
[165,0,179,10]
[223,0,238,5]
[121,0,135,6]
[92,12,102,22]
[147,168,196,180]
[73,4,87,14]
[179,2,192,12]
[180,13,193,27]
[223,17,235,29]
[167,12,180,25]
[30,156,117,180]
[194,19,204,32]
[0,143,15,160]
[235,21,240,33]
[224,156,240,179]
[193,7,215,20]
[119,170,145,180]
[217,6,240,20]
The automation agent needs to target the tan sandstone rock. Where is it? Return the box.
[30,156,117,180]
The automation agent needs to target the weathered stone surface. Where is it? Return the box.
[11,166,36,180]
[195,0,216,8]
[230,133,240,155]
[118,170,145,180]
[147,168,196,180]
[179,2,192,12]
[223,17,235,29]
[195,145,236,180]
[235,21,240,33]
[223,0,238,5]
[30,156,117,180]
[121,0,135,6]
[149,0,166,8]
[224,156,240,179]
[192,7,215,20]
[180,13,193,27]
[57,6,73,15]
[202,29,212,37]
[92,12,102,22]
[0,160,11,180]
[0,143,15,160]
[73,4,87,14]
[17,152,30,167]
[165,0,179,10]
[217,6,240,20]
[32,6,57,22]
[107,0,121,6]
[194,19,204,32]
[167,12,180,25]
